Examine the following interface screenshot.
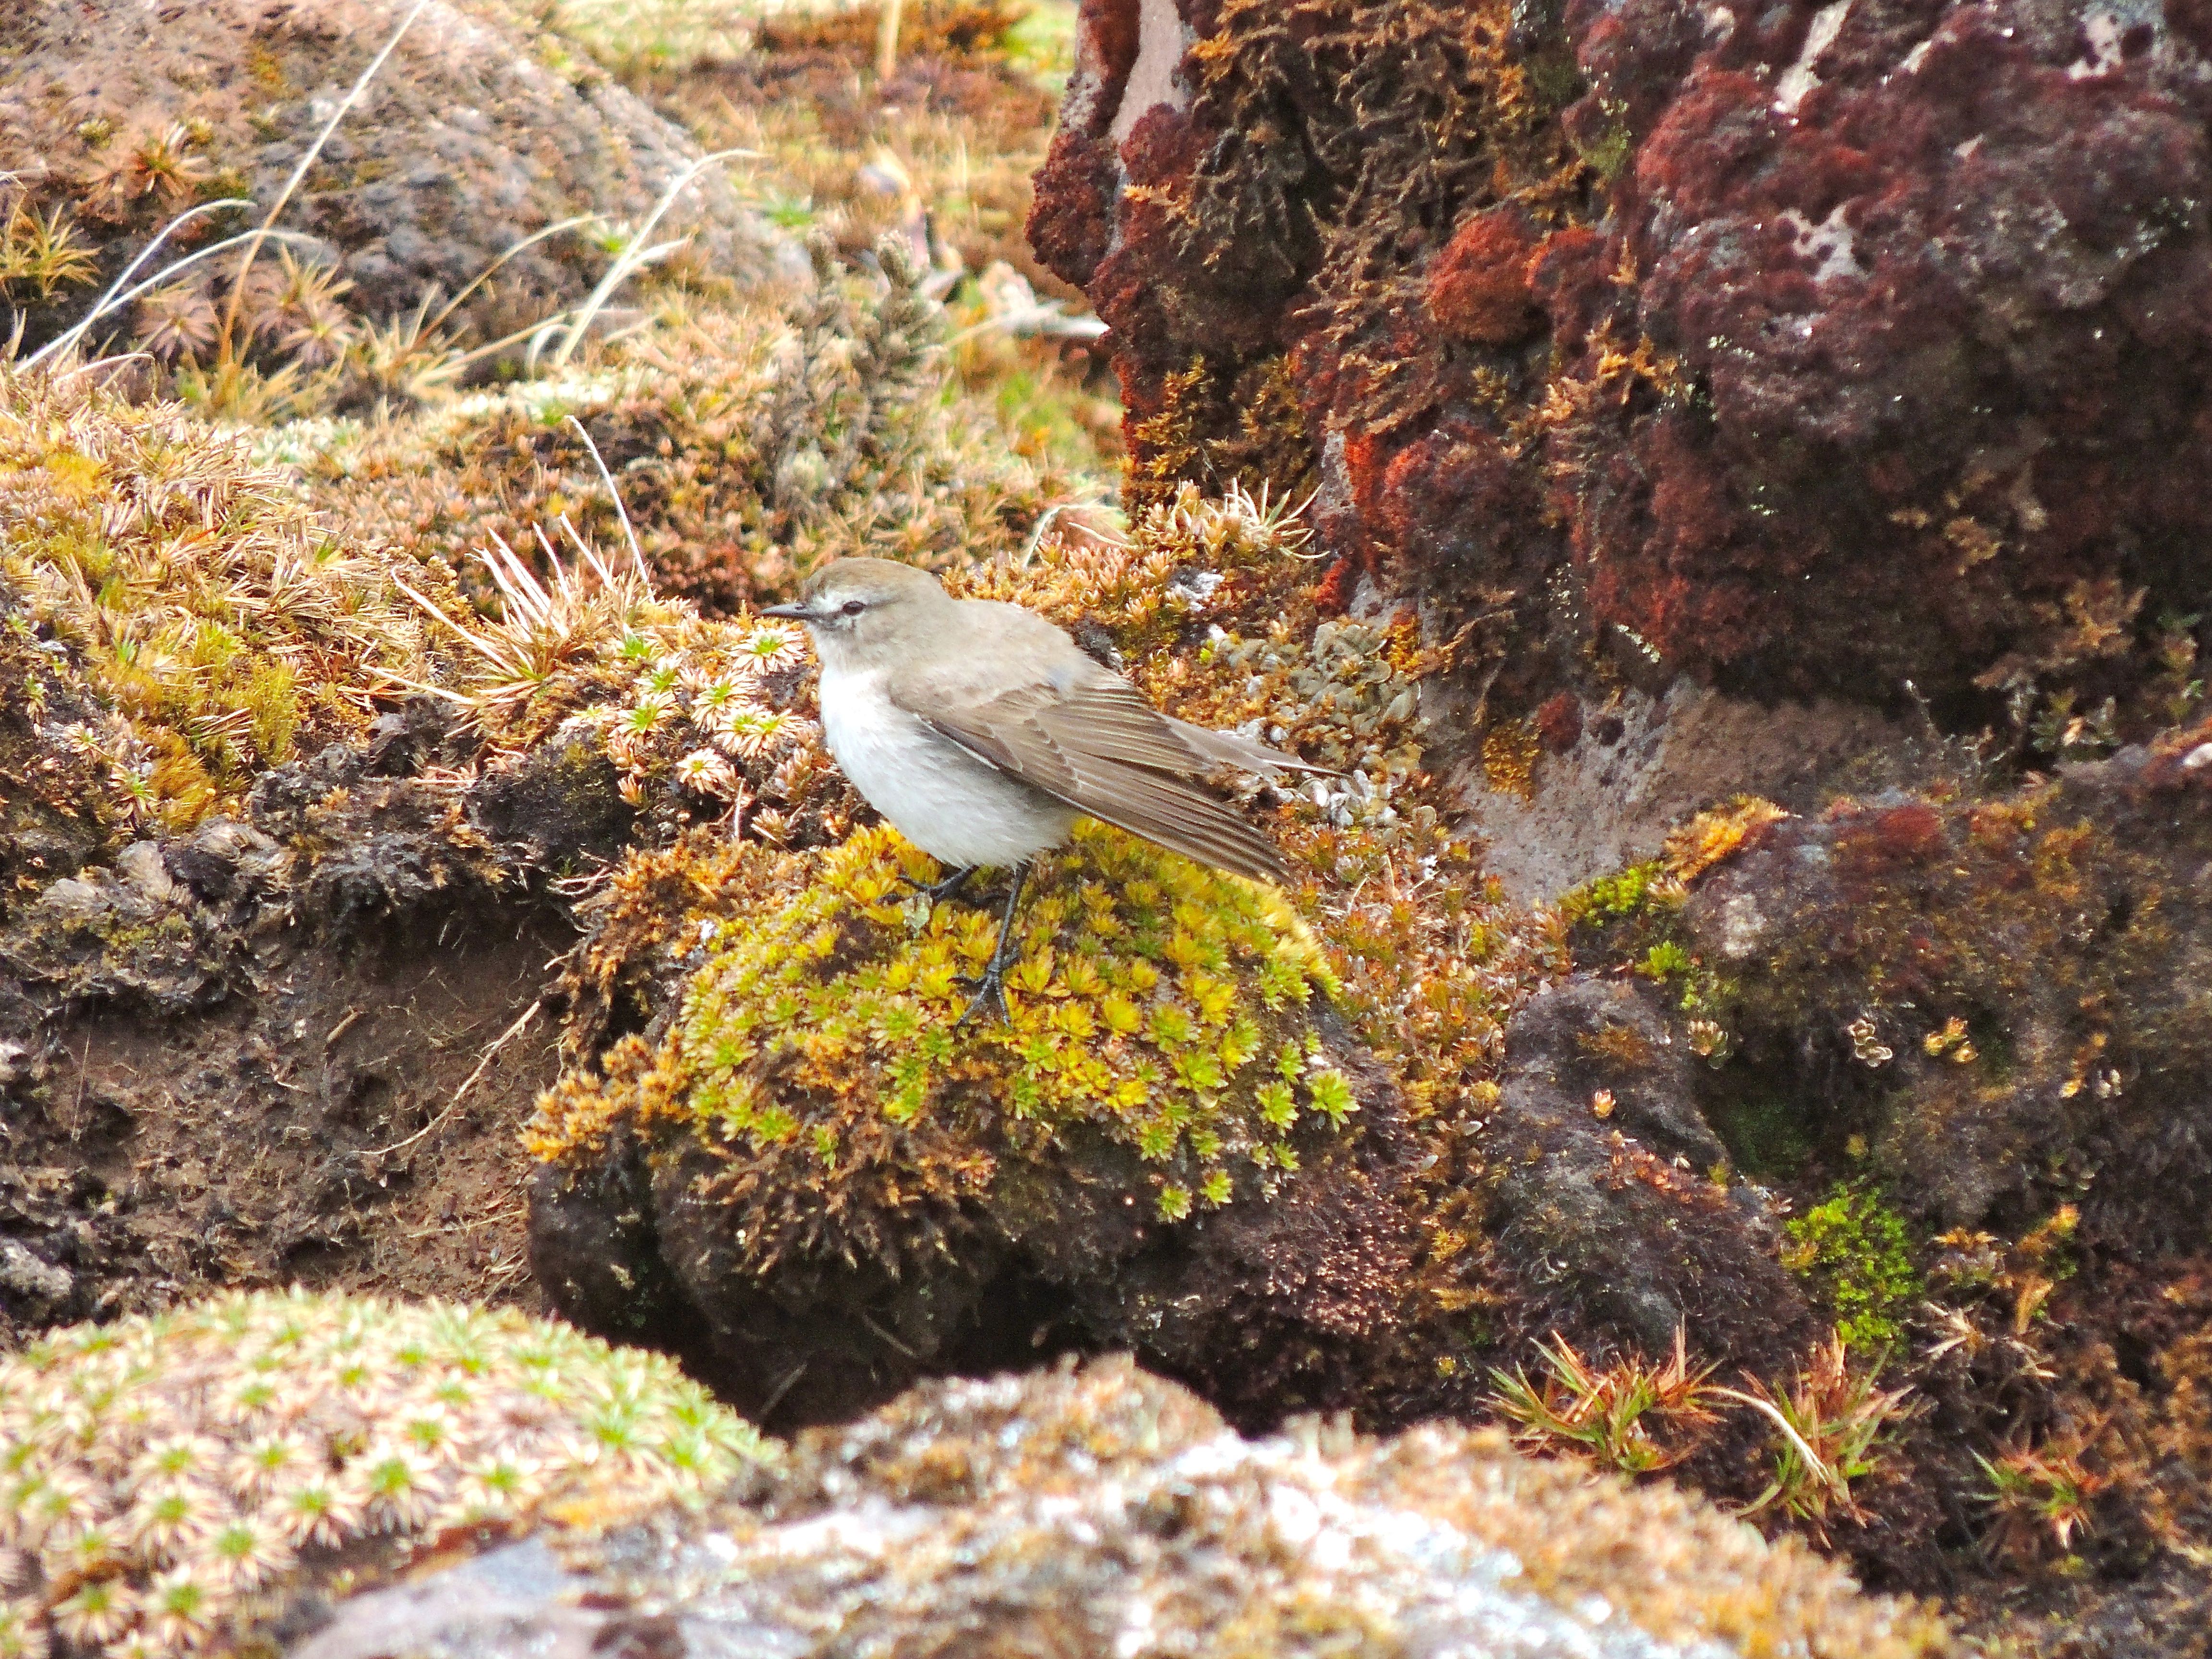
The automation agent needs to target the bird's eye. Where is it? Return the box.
[839,599,866,616]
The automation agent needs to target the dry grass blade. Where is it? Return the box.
[219,0,432,353]
[394,526,654,724]
[545,147,757,369]
[23,200,255,369]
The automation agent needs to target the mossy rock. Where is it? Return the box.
[529,823,1421,1428]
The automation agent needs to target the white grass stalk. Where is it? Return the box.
[565,415,649,582]
[25,199,252,368]
[220,0,433,345]
[546,147,757,369]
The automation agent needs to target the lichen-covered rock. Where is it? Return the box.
[295,1357,1953,1659]
[0,0,799,359]
[528,822,1428,1429]
[0,1290,767,1659]
[1029,0,2212,734]
[1669,748,2212,1254]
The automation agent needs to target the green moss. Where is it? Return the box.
[673,822,1339,1182]
[1782,1183,1922,1351]
[536,822,1360,1273]
[1570,100,1635,183]
[1558,861,1661,928]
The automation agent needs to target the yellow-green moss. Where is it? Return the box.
[0,369,427,828]
[1782,1184,1923,1352]
[1558,860,1664,929]
[0,1290,768,1659]
[531,822,1358,1243]
[674,823,1343,1216]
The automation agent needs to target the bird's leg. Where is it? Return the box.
[956,861,1029,1027]
[899,862,978,908]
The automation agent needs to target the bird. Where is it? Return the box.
[762,558,1324,1022]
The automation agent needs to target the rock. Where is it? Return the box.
[1444,676,1909,902]
[115,841,180,905]
[0,1234,72,1318]
[163,816,285,905]
[1670,741,2212,1254]
[1025,0,2212,838]
[0,0,803,358]
[296,1357,1953,1659]
[1487,976,1814,1365]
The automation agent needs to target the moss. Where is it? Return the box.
[1782,1184,1923,1352]
[533,821,1349,1263]
[1557,860,1664,928]
[1480,718,1540,800]
[1707,1093,1817,1180]
[0,368,427,829]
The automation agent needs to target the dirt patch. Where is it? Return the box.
[0,717,640,1346]
[1,915,563,1343]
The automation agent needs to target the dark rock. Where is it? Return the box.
[0,0,804,359]
[1487,975,1814,1365]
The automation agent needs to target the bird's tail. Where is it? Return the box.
[1166,718,1335,781]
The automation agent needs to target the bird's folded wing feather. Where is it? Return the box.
[891,671,1287,882]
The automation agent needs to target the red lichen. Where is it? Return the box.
[1426,207,1541,344]
[1534,692,1582,753]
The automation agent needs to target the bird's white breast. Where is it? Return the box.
[817,666,1077,868]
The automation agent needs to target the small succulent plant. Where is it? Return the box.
[0,1290,767,1659]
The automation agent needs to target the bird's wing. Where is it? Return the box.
[888,661,1288,883]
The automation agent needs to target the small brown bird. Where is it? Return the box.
[764,559,1321,1019]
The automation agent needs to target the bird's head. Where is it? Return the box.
[762,559,954,673]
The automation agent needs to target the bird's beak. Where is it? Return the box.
[760,601,813,621]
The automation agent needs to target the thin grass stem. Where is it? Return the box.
[24,200,253,368]
[547,147,757,369]
[565,415,648,581]
[219,0,432,353]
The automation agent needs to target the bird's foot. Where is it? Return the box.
[898,863,978,909]
[951,861,1030,1028]
[954,959,1012,1027]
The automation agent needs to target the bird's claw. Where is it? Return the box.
[954,964,1010,1027]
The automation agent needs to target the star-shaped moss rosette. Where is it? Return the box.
[529,821,1357,1266]
[0,1291,768,1659]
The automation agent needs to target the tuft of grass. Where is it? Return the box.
[1488,1328,1720,1475]
[1975,1427,2110,1563]
[1717,1333,1917,1544]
